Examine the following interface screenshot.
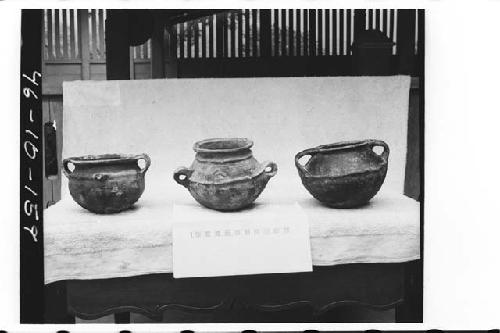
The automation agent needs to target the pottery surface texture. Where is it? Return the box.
[174,138,277,211]
[295,140,389,208]
[63,154,151,214]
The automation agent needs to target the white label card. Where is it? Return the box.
[172,203,312,278]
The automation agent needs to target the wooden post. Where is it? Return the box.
[396,9,416,75]
[151,14,165,78]
[77,10,91,80]
[165,25,178,78]
[105,10,130,80]
[129,47,135,79]
[215,14,224,58]
[418,9,425,73]
[259,10,271,57]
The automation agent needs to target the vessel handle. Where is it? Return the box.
[366,140,390,163]
[134,153,151,173]
[62,158,74,178]
[294,148,319,177]
[173,167,193,188]
[262,161,278,178]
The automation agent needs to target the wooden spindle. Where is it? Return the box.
[376,9,381,31]
[187,21,192,58]
[202,17,207,58]
[54,9,60,58]
[238,10,243,57]
[91,9,97,59]
[98,10,104,59]
[273,9,279,56]
[339,9,344,55]
[194,19,199,58]
[178,23,186,59]
[245,10,250,57]
[383,9,388,35]
[209,15,214,58]
[47,10,53,59]
[252,9,258,56]
[69,10,76,58]
[303,9,308,56]
[228,12,234,57]
[215,14,222,58]
[62,9,68,58]
[295,9,301,56]
[281,9,287,56]
[308,9,316,56]
[317,10,323,56]
[325,9,330,55]
[346,9,352,54]
[288,9,294,56]
[332,10,337,55]
[390,9,395,41]
[223,14,229,57]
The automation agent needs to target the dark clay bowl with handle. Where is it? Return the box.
[295,140,389,208]
[62,153,151,214]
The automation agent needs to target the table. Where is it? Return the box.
[44,186,421,323]
[45,260,422,323]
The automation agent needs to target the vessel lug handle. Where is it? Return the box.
[294,148,319,177]
[133,153,151,174]
[366,140,390,163]
[62,158,75,178]
[262,161,278,178]
[173,167,193,188]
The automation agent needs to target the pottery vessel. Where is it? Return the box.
[295,140,389,208]
[174,138,277,211]
[62,154,151,214]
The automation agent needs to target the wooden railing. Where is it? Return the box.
[172,9,420,59]
[44,9,420,62]
[42,9,422,92]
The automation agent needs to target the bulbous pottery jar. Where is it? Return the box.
[174,138,277,211]
[62,154,151,214]
[295,140,389,208]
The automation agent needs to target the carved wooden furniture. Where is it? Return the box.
[45,260,422,323]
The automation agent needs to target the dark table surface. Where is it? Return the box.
[45,260,422,323]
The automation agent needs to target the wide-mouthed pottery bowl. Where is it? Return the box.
[173,138,277,211]
[295,140,389,208]
[62,153,151,214]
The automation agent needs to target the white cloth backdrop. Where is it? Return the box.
[44,76,419,283]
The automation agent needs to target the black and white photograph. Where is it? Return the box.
[18,8,426,324]
[6,1,500,330]
[6,0,500,330]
